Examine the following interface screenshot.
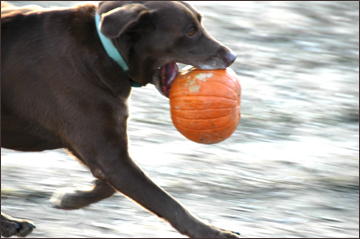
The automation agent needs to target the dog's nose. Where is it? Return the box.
[224,50,237,67]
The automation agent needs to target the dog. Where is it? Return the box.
[1,1,238,237]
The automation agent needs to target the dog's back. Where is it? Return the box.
[1,2,42,16]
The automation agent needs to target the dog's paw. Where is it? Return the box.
[218,228,241,238]
[15,221,36,237]
[50,188,82,210]
[190,224,240,238]
[1,218,35,237]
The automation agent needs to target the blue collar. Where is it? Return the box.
[95,13,141,87]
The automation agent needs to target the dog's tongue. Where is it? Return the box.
[161,62,178,97]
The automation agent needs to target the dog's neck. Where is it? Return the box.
[95,13,141,87]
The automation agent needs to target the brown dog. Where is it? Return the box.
[1,1,238,237]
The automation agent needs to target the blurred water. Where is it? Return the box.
[1,1,359,238]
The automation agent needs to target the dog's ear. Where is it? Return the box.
[99,4,152,38]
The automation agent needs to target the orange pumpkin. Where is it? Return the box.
[169,67,241,144]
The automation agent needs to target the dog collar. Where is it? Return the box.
[95,13,141,87]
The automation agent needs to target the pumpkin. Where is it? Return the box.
[169,67,241,144]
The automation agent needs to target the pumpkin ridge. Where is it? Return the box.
[171,107,238,111]
[203,75,239,95]
[174,116,240,131]
[171,110,239,120]
[170,95,239,102]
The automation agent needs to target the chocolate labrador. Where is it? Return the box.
[1,1,238,237]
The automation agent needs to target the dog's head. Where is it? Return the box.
[97,1,236,97]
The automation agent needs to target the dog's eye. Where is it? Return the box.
[187,28,196,37]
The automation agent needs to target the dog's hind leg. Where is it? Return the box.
[50,179,115,210]
[1,212,35,237]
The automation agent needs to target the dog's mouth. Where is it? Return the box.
[153,62,179,98]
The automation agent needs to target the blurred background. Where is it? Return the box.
[1,1,359,238]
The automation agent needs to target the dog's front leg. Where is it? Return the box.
[66,102,239,238]
[90,151,238,238]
